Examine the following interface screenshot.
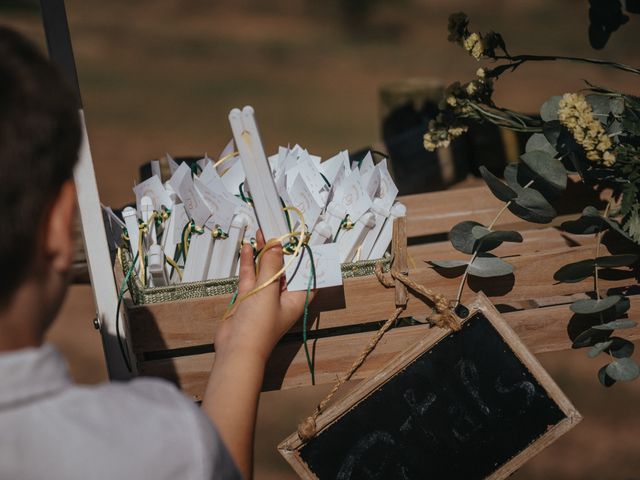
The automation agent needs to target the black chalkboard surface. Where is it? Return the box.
[279,294,581,480]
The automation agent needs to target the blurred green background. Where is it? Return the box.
[3,1,640,478]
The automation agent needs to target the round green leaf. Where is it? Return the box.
[572,327,610,348]
[471,226,523,243]
[540,95,561,122]
[610,97,625,116]
[582,206,602,218]
[586,94,611,118]
[428,259,468,269]
[598,365,616,387]
[605,357,640,382]
[554,259,595,283]
[504,164,557,223]
[542,121,562,149]
[613,296,631,317]
[593,319,638,330]
[510,192,557,223]
[608,337,635,358]
[468,226,502,252]
[596,254,639,268]
[580,206,634,241]
[467,253,513,278]
[525,133,558,157]
[570,295,621,315]
[519,150,567,196]
[560,215,603,235]
[479,166,517,202]
[450,221,484,254]
[588,340,613,358]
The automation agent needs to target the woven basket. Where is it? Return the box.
[120,249,391,306]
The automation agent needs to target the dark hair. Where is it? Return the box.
[0,27,81,302]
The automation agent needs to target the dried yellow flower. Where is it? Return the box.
[449,126,468,137]
[476,68,486,78]
[462,33,483,60]
[446,96,457,107]
[463,33,480,51]
[471,41,483,60]
[557,93,615,166]
[465,82,477,95]
[602,151,616,166]
[423,125,468,151]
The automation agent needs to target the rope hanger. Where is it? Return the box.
[297,216,461,442]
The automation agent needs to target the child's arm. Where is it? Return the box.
[201,233,311,479]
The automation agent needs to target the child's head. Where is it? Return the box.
[0,26,81,333]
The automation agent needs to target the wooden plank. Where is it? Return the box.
[138,294,640,400]
[128,243,636,353]
[402,176,604,239]
[71,176,603,283]
[408,227,589,261]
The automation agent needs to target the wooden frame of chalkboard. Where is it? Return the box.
[278,293,582,480]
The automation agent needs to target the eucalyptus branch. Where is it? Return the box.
[594,201,613,301]
[454,180,534,306]
[492,54,640,77]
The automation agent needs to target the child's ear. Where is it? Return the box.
[45,180,77,273]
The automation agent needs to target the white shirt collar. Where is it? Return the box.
[0,344,71,409]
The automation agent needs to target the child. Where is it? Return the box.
[0,26,310,479]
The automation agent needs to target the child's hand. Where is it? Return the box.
[214,231,315,365]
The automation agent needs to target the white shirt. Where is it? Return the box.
[0,344,240,480]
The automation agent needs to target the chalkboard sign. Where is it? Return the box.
[279,294,581,479]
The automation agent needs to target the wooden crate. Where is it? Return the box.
[106,177,640,400]
[43,0,637,390]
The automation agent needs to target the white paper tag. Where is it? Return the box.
[275,165,290,203]
[309,153,322,168]
[362,166,381,199]
[376,159,399,210]
[199,162,227,195]
[133,175,172,212]
[288,174,322,231]
[193,176,236,232]
[166,153,179,175]
[218,139,235,159]
[320,150,349,186]
[168,162,209,226]
[338,168,371,221]
[197,155,210,172]
[280,145,301,175]
[285,164,301,191]
[359,151,374,175]
[269,146,289,177]
[220,160,246,197]
[150,160,162,180]
[297,150,327,205]
[285,243,343,291]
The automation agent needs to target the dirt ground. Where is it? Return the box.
[4,1,640,478]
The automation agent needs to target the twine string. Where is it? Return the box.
[221,206,309,323]
[297,260,460,442]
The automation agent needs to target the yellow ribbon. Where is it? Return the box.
[222,205,308,322]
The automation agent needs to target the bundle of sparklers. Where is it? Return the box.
[103,106,403,292]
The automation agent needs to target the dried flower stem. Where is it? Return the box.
[492,54,640,77]
[454,180,534,306]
